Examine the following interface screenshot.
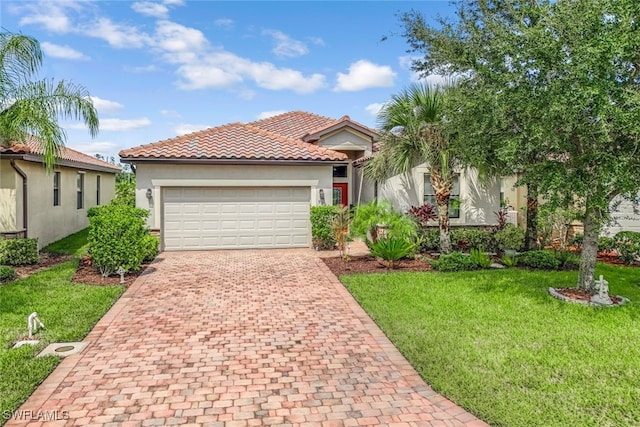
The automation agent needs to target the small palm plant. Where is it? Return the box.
[332,205,352,260]
[368,237,416,269]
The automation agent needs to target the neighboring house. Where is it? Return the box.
[0,137,120,248]
[119,111,500,251]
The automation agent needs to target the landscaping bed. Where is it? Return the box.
[72,256,151,287]
[322,255,432,276]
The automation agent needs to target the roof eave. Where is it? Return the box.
[0,153,121,173]
[119,157,349,166]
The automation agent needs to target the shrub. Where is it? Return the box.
[0,266,15,282]
[112,178,136,207]
[554,250,580,270]
[417,228,440,252]
[598,236,616,252]
[614,231,640,265]
[88,204,151,276]
[141,235,159,263]
[470,248,492,269]
[518,250,560,270]
[0,238,39,265]
[429,251,480,272]
[332,205,352,258]
[351,200,417,242]
[501,255,517,267]
[451,228,495,252]
[493,224,525,252]
[408,203,437,227]
[368,237,415,269]
[569,233,584,249]
[310,206,338,250]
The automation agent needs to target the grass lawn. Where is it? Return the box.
[342,263,640,427]
[0,229,124,421]
[42,228,89,257]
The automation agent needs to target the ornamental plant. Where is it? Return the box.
[368,237,416,269]
[310,205,338,250]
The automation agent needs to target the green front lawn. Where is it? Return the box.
[0,230,124,422]
[342,263,640,427]
[42,228,90,257]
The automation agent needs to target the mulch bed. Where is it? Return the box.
[71,256,150,287]
[13,253,74,279]
[322,255,433,276]
[552,287,626,305]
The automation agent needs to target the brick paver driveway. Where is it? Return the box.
[10,249,488,427]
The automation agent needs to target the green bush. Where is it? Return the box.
[417,228,440,252]
[0,266,15,282]
[518,250,560,270]
[614,231,640,265]
[351,200,418,242]
[112,178,136,207]
[88,204,152,276]
[554,250,580,270]
[429,251,480,272]
[493,224,525,252]
[569,233,584,249]
[0,238,38,265]
[141,235,159,263]
[310,205,339,250]
[451,229,495,252]
[501,255,517,267]
[470,248,493,268]
[368,237,416,268]
[598,236,616,252]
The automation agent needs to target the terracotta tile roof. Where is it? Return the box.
[248,111,338,140]
[119,122,348,161]
[0,135,121,172]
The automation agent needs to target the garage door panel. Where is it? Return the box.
[163,187,310,250]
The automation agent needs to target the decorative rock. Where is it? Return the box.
[490,263,505,269]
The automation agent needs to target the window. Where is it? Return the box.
[96,175,101,205]
[77,173,84,209]
[53,172,60,206]
[424,174,460,218]
[333,165,348,178]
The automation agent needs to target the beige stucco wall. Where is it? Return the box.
[501,175,527,228]
[317,129,373,156]
[1,160,116,248]
[379,164,500,226]
[134,163,334,229]
[0,160,18,231]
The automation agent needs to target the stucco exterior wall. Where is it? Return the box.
[134,163,334,229]
[317,129,373,156]
[1,160,116,248]
[501,175,527,228]
[0,160,18,231]
[602,195,640,236]
[379,164,500,226]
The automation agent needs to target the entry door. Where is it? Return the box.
[332,183,348,206]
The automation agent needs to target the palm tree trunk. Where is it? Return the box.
[436,199,452,254]
[577,198,601,293]
[524,184,539,251]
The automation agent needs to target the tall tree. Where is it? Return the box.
[0,32,99,170]
[401,0,640,292]
[364,83,458,253]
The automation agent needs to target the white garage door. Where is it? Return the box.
[163,187,311,250]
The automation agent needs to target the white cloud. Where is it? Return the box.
[67,118,151,131]
[124,64,158,73]
[83,17,151,49]
[15,1,80,33]
[90,96,124,113]
[174,123,210,135]
[308,37,325,46]
[41,42,89,60]
[153,20,208,53]
[214,18,234,29]
[68,141,119,154]
[163,0,185,5]
[335,60,396,92]
[256,111,286,120]
[132,1,169,18]
[160,109,181,118]
[263,30,308,58]
[365,102,385,116]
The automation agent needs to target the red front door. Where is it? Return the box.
[332,183,348,206]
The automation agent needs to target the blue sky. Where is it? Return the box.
[2,1,455,161]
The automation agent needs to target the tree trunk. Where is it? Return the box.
[577,200,601,293]
[437,201,452,254]
[524,184,539,251]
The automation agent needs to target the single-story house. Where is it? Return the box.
[119,111,500,251]
[0,137,120,247]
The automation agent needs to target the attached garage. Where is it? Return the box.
[163,187,311,250]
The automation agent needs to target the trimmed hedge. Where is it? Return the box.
[311,206,339,250]
[429,251,481,272]
[0,266,15,282]
[88,204,152,276]
[0,238,38,266]
[518,250,560,270]
[614,231,640,265]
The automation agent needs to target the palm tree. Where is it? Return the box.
[0,32,99,171]
[364,83,457,253]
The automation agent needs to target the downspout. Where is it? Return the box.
[10,160,28,237]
